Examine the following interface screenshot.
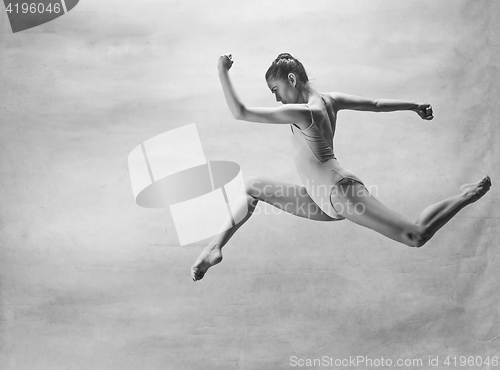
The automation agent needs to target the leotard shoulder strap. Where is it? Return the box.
[303,104,315,130]
[290,104,315,132]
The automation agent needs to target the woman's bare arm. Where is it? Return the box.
[329,92,434,120]
[218,54,311,126]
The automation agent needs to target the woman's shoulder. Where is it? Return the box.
[315,93,338,132]
[319,92,340,111]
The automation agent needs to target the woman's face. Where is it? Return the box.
[266,75,298,104]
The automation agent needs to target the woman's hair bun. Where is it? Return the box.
[275,53,295,61]
[265,53,308,83]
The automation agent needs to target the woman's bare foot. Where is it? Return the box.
[191,244,223,281]
[460,175,492,203]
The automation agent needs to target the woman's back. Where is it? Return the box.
[290,94,338,163]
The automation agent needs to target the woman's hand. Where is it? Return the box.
[414,103,434,120]
[217,53,233,73]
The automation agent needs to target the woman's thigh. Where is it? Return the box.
[330,182,423,246]
[245,176,338,221]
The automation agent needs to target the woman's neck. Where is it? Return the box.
[297,83,318,104]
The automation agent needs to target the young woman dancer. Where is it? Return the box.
[191,53,491,281]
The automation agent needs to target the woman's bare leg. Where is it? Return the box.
[331,176,492,248]
[191,176,338,281]
[191,193,258,281]
[415,176,492,241]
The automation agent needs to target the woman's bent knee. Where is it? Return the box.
[402,227,430,248]
[244,175,261,198]
[403,233,423,248]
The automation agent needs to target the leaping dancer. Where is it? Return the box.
[191,52,491,281]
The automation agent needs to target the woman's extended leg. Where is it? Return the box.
[414,176,491,239]
[330,176,491,248]
[191,176,339,281]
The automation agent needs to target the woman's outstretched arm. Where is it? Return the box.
[329,92,434,120]
[217,54,245,118]
[217,53,311,127]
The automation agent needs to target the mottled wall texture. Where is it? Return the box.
[1,1,499,369]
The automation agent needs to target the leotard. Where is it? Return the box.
[289,96,365,220]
